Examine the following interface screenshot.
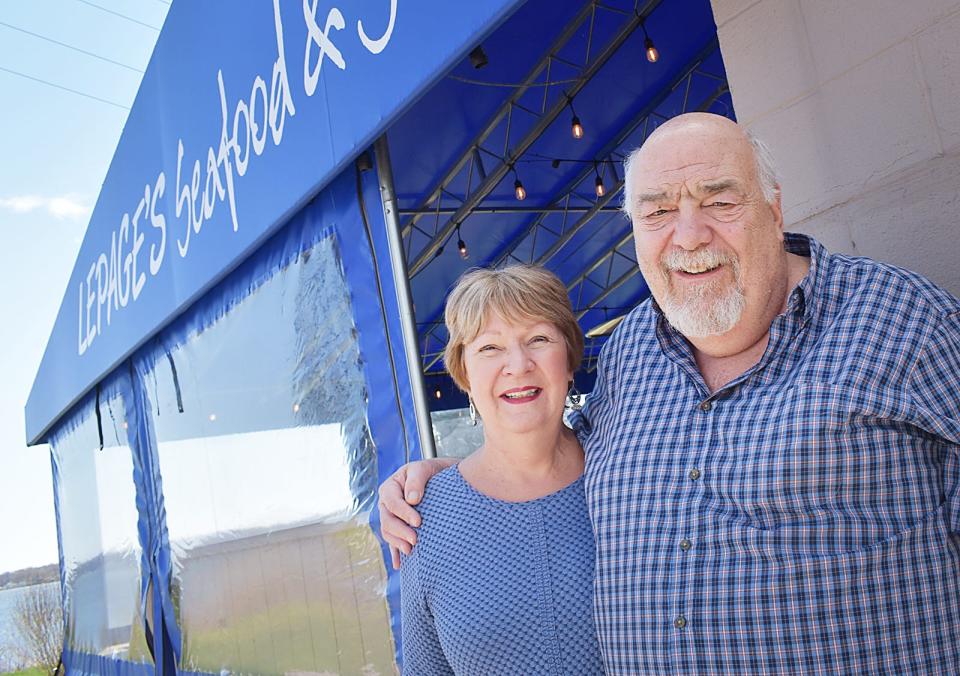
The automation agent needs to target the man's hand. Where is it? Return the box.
[379,457,459,569]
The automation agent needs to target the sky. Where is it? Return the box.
[0,0,169,575]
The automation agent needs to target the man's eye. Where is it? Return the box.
[709,201,733,207]
[648,209,671,217]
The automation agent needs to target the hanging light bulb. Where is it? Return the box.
[641,21,659,63]
[595,174,606,198]
[457,225,469,260]
[514,178,527,201]
[571,115,584,139]
[645,36,659,63]
[567,97,584,139]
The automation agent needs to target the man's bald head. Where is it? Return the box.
[621,113,779,221]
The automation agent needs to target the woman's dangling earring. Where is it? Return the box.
[469,398,478,426]
[566,382,583,411]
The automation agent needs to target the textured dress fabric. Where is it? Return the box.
[400,465,604,675]
[575,233,960,674]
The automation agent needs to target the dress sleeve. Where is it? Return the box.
[908,310,960,531]
[401,544,454,675]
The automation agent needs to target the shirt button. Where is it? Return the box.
[699,400,712,412]
[680,539,692,551]
[674,615,687,630]
[689,468,701,481]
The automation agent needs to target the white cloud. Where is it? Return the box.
[0,195,44,212]
[0,193,91,221]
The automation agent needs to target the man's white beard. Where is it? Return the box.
[657,249,746,338]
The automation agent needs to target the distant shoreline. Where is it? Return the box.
[0,563,58,591]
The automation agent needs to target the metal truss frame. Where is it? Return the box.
[417,41,729,374]
[402,0,664,277]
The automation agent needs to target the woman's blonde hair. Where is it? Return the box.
[442,265,584,392]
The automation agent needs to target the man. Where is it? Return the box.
[380,113,960,673]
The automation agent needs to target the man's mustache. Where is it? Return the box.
[661,248,738,273]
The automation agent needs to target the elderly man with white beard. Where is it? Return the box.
[379,113,960,674]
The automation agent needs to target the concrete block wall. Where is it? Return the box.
[712,0,960,295]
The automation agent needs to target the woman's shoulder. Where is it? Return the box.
[416,464,471,524]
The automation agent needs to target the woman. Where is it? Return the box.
[401,265,603,675]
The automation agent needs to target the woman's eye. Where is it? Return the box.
[478,345,498,352]
[530,335,549,344]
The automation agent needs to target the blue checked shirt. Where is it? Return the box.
[578,234,960,674]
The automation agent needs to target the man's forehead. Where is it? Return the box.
[638,124,753,174]
[634,176,745,202]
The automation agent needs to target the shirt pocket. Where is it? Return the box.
[701,381,946,553]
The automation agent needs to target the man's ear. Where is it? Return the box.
[770,187,784,234]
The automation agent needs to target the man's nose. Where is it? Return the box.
[671,205,713,250]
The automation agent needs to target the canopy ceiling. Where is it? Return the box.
[385,0,733,406]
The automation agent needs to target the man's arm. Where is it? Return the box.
[908,310,960,531]
[378,457,458,569]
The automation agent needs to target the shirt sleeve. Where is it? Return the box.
[400,544,454,675]
[908,310,960,531]
[570,323,621,447]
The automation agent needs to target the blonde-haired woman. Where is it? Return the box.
[400,265,603,675]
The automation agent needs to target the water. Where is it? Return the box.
[0,583,59,664]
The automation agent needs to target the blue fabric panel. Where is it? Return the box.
[340,161,419,665]
[50,446,68,661]
[362,156,424,465]
[121,164,412,671]
[124,362,176,675]
[63,649,155,676]
[48,370,156,673]
[128,198,341,671]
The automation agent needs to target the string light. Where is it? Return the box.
[434,387,443,400]
[514,179,527,201]
[571,115,584,139]
[457,224,469,260]
[595,174,606,198]
[512,167,527,201]
[641,21,659,63]
[567,97,584,139]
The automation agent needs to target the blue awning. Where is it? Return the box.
[26,0,524,444]
[27,0,733,442]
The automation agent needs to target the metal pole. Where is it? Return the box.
[374,135,437,459]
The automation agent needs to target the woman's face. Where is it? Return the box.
[462,312,572,438]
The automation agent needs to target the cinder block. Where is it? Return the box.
[814,41,941,193]
[841,150,960,296]
[709,0,763,28]
[746,94,837,224]
[789,210,856,256]
[916,8,960,152]
[748,40,940,224]
[718,0,819,123]
[799,0,960,84]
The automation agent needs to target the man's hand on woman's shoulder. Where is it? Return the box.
[378,457,459,569]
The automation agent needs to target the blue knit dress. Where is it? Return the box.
[400,465,604,675]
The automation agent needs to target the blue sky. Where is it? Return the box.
[0,0,169,574]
